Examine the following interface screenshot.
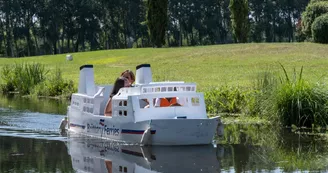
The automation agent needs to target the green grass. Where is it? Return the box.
[1,43,328,89]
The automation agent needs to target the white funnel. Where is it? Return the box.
[136,64,152,84]
[78,65,96,96]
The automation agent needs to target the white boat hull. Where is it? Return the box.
[68,110,220,145]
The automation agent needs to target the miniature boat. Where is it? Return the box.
[67,64,223,145]
[67,136,222,173]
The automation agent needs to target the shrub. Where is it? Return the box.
[0,63,48,94]
[311,13,328,43]
[301,1,328,39]
[204,86,248,115]
[31,67,76,98]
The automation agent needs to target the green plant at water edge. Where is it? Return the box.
[31,67,76,98]
[0,65,15,93]
[204,86,248,115]
[0,63,48,95]
[255,64,328,127]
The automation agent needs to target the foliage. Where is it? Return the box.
[0,0,311,57]
[274,65,328,127]
[301,1,328,39]
[229,0,249,43]
[0,63,48,95]
[146,0,168,47]
[31,68,76,98]
[253,64,328,127]
[0,63,75,97]
[310,0,328,3]
[311,13,328,43]
[204,86,248,114]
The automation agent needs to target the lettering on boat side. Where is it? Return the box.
[86,119,120,136]
[86,123,119,136]
[104,126,120,136]
[86,123,102,133]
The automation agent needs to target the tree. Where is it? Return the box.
[311,13,328,43]
[146,0,168,47]
[229,0,249,43]
[301,1,328,39]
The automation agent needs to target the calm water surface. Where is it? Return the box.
[1,95,328,173]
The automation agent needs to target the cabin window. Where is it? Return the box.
[118,100,128,107]
[119,166,127,172]
[191,97,200,106]
[123,111,127,116]
[186,86,191,91]
[168,87,173,91]
[191,87,195,91]
[155,87,160,92]
[153,97,184,107]
[139,99,150,108]
[119,110,122,116]
[161,87,167,92]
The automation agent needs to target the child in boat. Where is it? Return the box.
[104,77,130,116]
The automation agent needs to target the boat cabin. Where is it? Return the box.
[70,64,207,123]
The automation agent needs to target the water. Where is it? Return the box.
[1,96,328,173]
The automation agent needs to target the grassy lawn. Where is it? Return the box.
[1,43,328,90]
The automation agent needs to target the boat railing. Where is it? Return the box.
[140,84,197,95]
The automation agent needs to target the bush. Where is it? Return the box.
[31,67,76,98]
[311,13,328,43]
[0,63,48,94]
[204,86,248,114]
[301,2,328,38]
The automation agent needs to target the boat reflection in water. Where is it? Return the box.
[67,136,222,173]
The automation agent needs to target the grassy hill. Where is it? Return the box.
[1,43,328,90]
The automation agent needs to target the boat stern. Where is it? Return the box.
[145,116,221,145]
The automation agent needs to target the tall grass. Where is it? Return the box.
[275,65,328,127]
[1,63,75,98]
[1,63,48,94]
[253,64,328,127]
[31,67,76,98]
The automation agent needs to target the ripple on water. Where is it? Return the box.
[0,109,67,141]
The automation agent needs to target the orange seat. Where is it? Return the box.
[160,97,177,107]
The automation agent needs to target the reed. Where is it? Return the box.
[253,64,328,127]
[0,63,48,94]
